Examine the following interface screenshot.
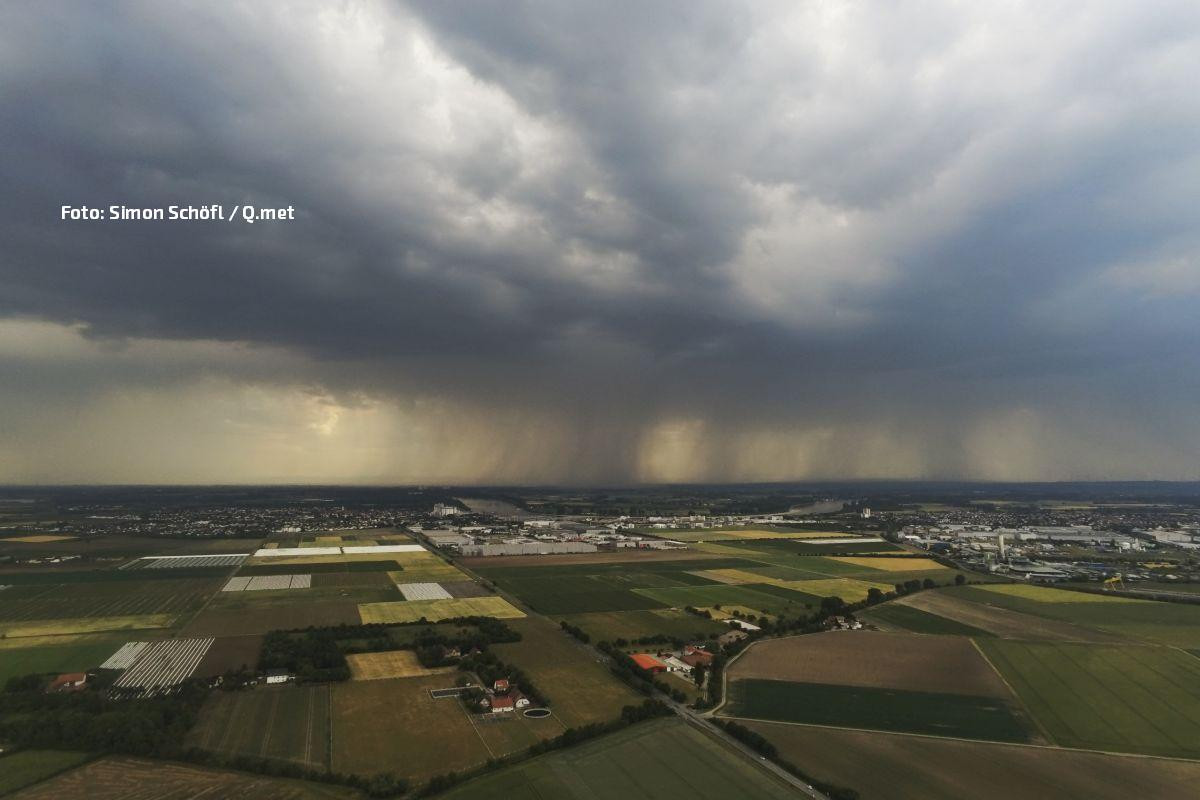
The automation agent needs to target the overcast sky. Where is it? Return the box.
[1,1,1198,484]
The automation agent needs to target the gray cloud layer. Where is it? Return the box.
[1,1,1198,483]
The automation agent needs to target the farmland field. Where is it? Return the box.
[632,583,818,617]
[12,756,358,799]
[977,639,1200,758]
[0,750,91,796]
[827,556,946,571]
[724,678,1031,741]
[192,634,263,677]
[491,616,643,727]
[728,632,1014,697]
[358,595,524,623]
[894,590,1129,642]
[0,579,219,621]
[183,603,360,636]
[860,602,994,637]
[0,634,133,684]
[741,721,1200,800]
[556,608,729,643]
[346,649,453,680]
[643,527,850,542]
[439,717,800,800]
[187,684,332,770]
[331,675,491,781]
[948,584,1200,647]
[0,614,176,639]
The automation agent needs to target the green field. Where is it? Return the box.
[473,560,754,615]
[439,718,799,800]
[0,579,219,621]
[978,639,1200,757]
[861,603,994,637]
[0,750,93,795]
[556,609,729,643]
[0,636,132,685]
[949,585,1200,647]
[725,679,1031,742]
[633,583,817,617]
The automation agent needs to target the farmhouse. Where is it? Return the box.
[681,646,714,668]
[493,679,510,694]
[491,695,515,713]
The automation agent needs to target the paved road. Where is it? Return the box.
[665,695,830,800]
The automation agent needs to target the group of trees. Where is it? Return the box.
[458,650,546,707]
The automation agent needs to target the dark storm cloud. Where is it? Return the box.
[1,1,1199,482]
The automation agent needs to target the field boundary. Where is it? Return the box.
[723,717,1200,764]
[969,637,1055,745]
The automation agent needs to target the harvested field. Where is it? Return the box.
[491,616,642,728]
[978,639,1200,758]
[240,560,397,577]
[12,755,357,799]
[896,590,1127,642]
[331,676,491,781]
[828,556,945,571]
[193,634,263,677]
[725,679,1031,741]
[346,649,452,680]
[0,614,176,639]
[742,721,1200,800]
[728,631,1014,697]
[187,684,331,769]
[358,596,524,623]
[184,603,360,636]
[386,557,466,582]
[0,579,219,621]
[442,580,492,598]
[440,718,800,800]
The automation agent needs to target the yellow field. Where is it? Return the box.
[387,559,465,583]
[3,534,78,543]
[783,578,896,603]
[717,529,849,540]
[702,605,775,621]
[829,557,947,572]
[972,584,1139,604]
[0,613,176,638]
[358,596,525,624]
[346,650,452,680]
[691,568,774,585]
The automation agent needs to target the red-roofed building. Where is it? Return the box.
[490,695,515,713]
[48,672,87,693]
[493,679,510,694]
[681,646,714,668]
[630,653,669,673]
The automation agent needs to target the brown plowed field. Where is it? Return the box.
[728,631,1012,698]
